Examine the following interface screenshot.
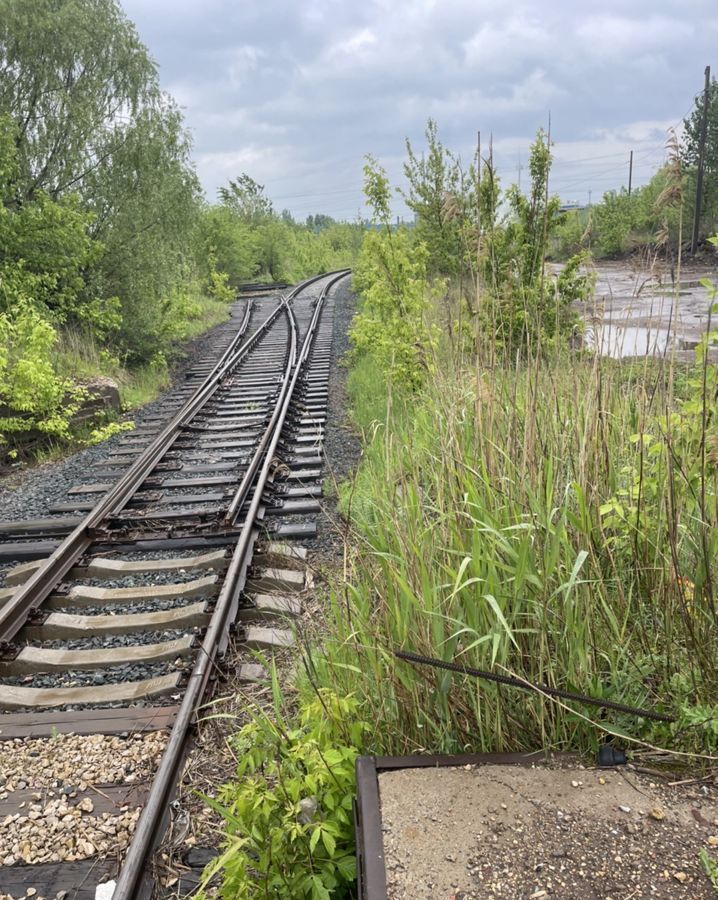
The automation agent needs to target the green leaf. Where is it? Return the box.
[482,594,519,650]
[321,829,337,858]
[335,853,357,880]
[311,874,331,900]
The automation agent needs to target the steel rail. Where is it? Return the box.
[223,270,346,525]
[0,297,254,644]
[112,269,350,900]
[0,277,325,646]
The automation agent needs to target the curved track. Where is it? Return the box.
[0,270,349,897]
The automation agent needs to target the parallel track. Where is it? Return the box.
[0,270,349,897]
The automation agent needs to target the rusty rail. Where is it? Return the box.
[112,270,350,898]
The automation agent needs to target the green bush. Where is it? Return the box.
[350,157,440,391]
[351,228,439,391]
[199,688,366,899]
[0,300,76,454]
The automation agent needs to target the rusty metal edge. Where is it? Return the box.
[355,756,387,900]
[355,751,573,900]
[373,751,553,770]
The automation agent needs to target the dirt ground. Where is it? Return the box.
[379,761,718,899]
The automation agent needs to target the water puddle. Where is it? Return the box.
[585,324,672,359]
[576,261,717,360]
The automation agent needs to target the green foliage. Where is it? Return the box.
[682,76,718,238]
[551,208,587,258]
[351,230,438,390]
[590,189,636,256]
[0,301,75,453]
[194,205,259,286]
[306,214,337,231]
[0,0,360,459]
[198,689,366,900]
[699,848,718,891]
[314,242,718,755]
[506,129,559,289]
[0,0,156,201]
[481,130,591,353]
[196,183,362,289]
[218,174,274,225]
[81,98,202,362]
[402,119,474,278]
[351,157,439,390]
[552,117,713,260]
[282,223,364,281]
[0,116,118,334]
[576,167,685,259]
[387,121,591,356]
[0,0,205,365]
[206,252,235,303]
[81,420,134,446]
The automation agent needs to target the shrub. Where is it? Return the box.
[198,688,366,899]
[0,299,76,455]
[351,228,439,390]
[351,157,439,391]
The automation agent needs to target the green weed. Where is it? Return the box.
[313,321,718,756]
[197,681,366,900]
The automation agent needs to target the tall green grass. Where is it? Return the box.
[53,294,230,412]
[309,344,718,756]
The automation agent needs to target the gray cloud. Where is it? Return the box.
[122,0,717,217]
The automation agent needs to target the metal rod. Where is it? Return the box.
[394,649,675,722]
[691,65,712,255]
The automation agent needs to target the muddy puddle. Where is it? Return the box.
[575,260,718,361]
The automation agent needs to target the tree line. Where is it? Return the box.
[0,0,360,457]
[554,79,718,259]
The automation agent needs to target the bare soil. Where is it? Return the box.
[379,762,718,899]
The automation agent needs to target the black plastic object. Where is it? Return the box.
[597,744,627,767]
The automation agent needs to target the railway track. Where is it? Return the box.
[0,270,349,898]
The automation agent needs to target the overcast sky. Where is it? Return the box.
[122,0,717,220]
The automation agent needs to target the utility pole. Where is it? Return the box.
[476,133,481,251]
[476,130,481,252]
[628,150,634,196]
[588,189,592,207]
[691,65,711,255]
[517,153,523,193]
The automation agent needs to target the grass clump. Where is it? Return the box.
[304,126,718,761]
[313,305,718,757]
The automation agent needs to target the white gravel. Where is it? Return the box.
[0,732,167,868]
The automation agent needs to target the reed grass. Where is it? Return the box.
[307,338,718,756]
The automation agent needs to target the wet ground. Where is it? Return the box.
[576,258,718,360]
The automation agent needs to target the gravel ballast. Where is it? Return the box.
[312,277,361,558]
[0,299,252,528]
[0,732,167,868]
